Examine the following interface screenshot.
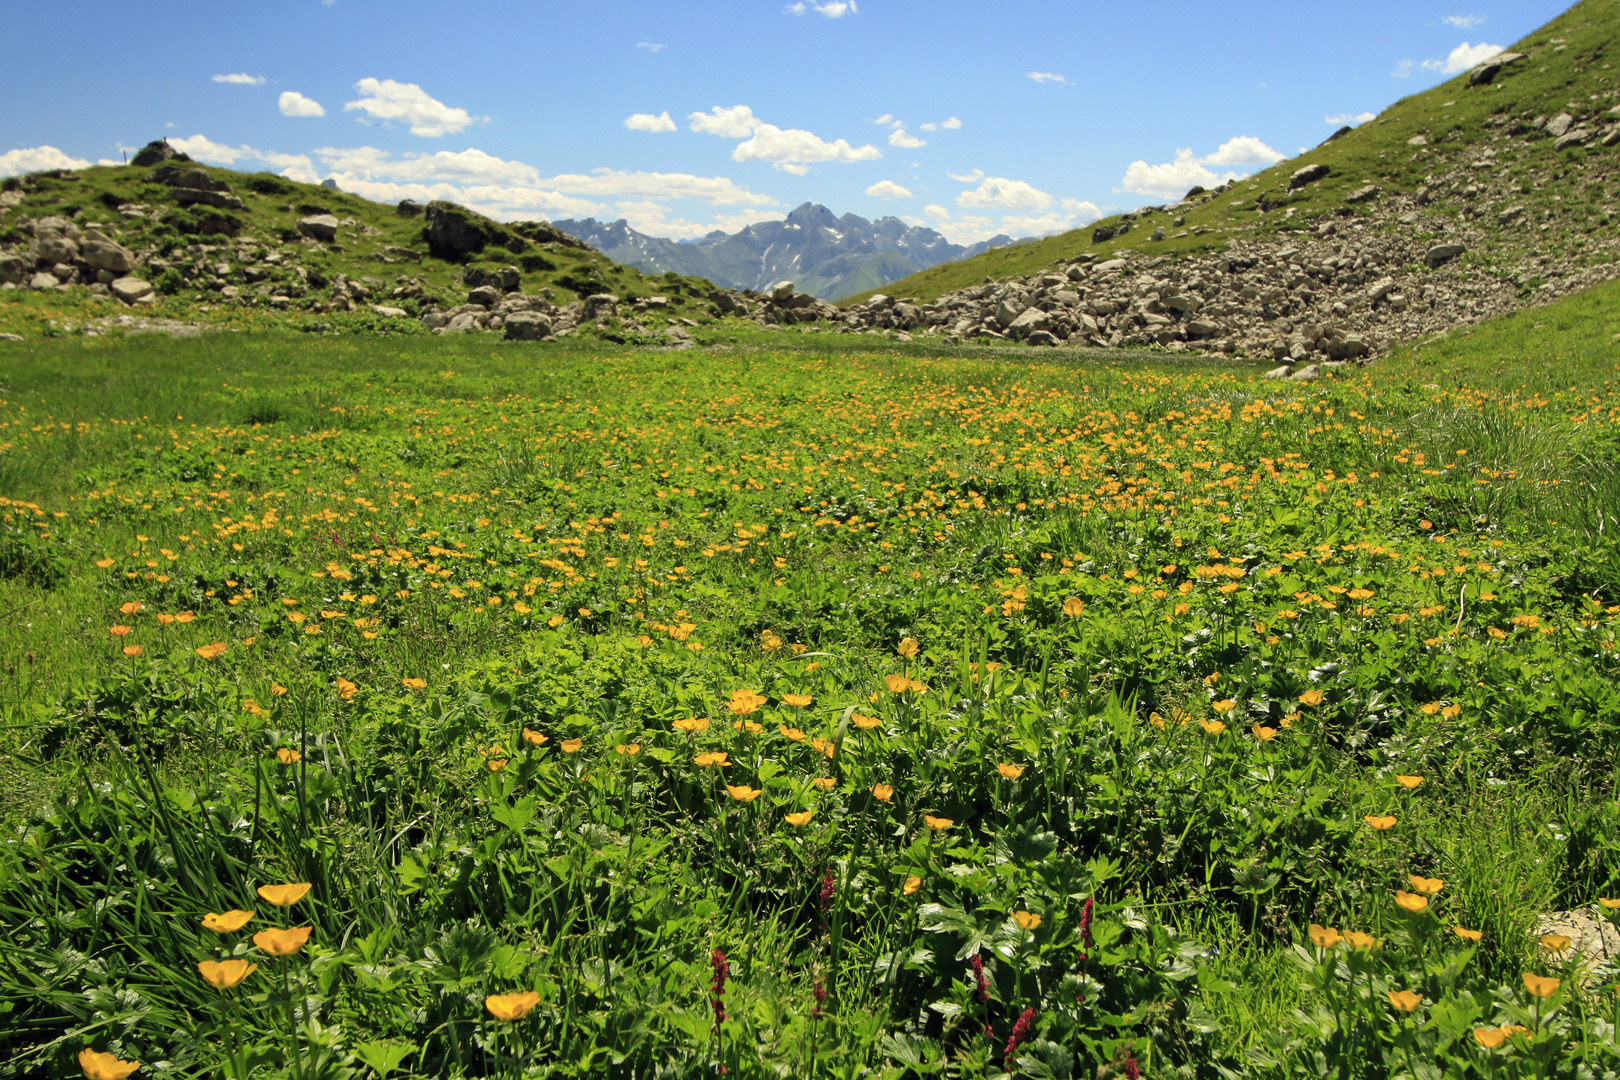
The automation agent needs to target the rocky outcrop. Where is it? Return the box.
[129,140,190,168]
[423,201,528,261]
[296,215,339,242]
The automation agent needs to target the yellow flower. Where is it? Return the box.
[779,725,806,742]
[694,752,730,767]
[1388,990,1422,1013]
[1200,719,1226,735]
[548,615,565,628]
[636,633,652,646]
[785,810,814,826]
[726,785,763,802]
[673,717,711,734]
[1345,931,1377,950]
[560,738,583,754]
[614,744,642,756]
[851,713,882,730]
[898,637,920,659]
[486,759,508,772]
[996,763,1025,780]
[1454,926,1484,942]
[727,689,768,715]
[811,777,836,790]
[253,925,313,957]
[885,673,911,693]
[1012,911,1042,931]
[401,677,427,691]
[95,558,115,569]
[1521,972,1561,999]
[78,1049,140,1080]
[1394,891,1429,913]
[256,883,311,907]
[870,783,894,802]
[1252,725,1277,741]
[1308,924,1341,949]
[522,728,549,746]
[1364,815,1397,831]
[121,645,144,657]
[1062,597,1086,617]
[196,642,228,660]
[923,815,954,831]
[1408,875,1444,895]
[782,693,813,707]
[903,875,923,895]
[197,958,258,989]
[1298,689,1324,707]
[276,747,301,764]
[336,677,358,701]
[1473,1027,1509,1050]
[1540,934,1573,953]
[485,991,541,1021]
[201,910,254,933]
[1395,774,1424,788]
[1600,898,1620,910]
[1212,699,1236,714]
[810,737,836,759]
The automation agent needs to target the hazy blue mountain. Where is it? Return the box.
[550,202,1017,300]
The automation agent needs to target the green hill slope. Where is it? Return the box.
[848,0,1620,306]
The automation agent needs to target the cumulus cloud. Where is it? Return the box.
[924,204,951,221]
[920,116,962,132]
[625,111,677,133]
[611,200,786,240]
[1392,59,1415,78]
[1325,112,1377,125]
[1423,41,1503,74]
[163,135,318,180]
[785,0,857,15]
[1442,14,1485,28]
[279,91,326,117]
[213,73,266,85]
[865,180,912,199]
[888,128,926,149]
[1027,72,1068,84]
[690,105,763,138]
[0,145,92,177]
[1117,137,1282,200]
[956,176,1052,212]
[691,106,882,170]
[344,78,484,137]
[636,41,667,51]
[947,168,984,183]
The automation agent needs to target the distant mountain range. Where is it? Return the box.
[549,202,1022,300]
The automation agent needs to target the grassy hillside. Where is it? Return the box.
[849,0,1620,305]
[0,158,728,332]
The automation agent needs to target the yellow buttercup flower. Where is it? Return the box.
[1211,699,1236,715]
[1298,689,1324,707]
[733,720,764,734]
[694,752,730,767]
[996,763,1025,780]
[1012,911,1042,931]
[1395,774,1424,788]
[870,783,894,802]
[256,882,311,907]
[1252,725,1277,741]
[613,744,642,756]
[1454,926,1484,942]
[811,777,836,790]
[727,689,768,715]
[1540,934,1573,953]
[673,717,710,734]
[78,1049,140,1080]
[560,738,583,754]
[197,958,258,989]
[401,677,426,691]
[784,810,814,826]
[1200,719,1226,735]
[726,785,763,802]
[885,673,911,693]
[903,876,922,895]
[1364,815,1397,831]
[1598,898,1620,910]
[1387,990,1422,1013]
[252,926,312,957]
[1394,891,1429,913]
[1473,1027,1509,1050]
[1345,931,1377,950]
[1521,972,1561,999]
[1062,597,1085,617]
[923,815,953,831]
[336,677,358,701]
[779,725,806,742]
[201,910,254,933]
[851,713,882,730]
[276,748,301,765]
[898,637,920,658]
[485,991,541,1021]
[781,693,813,707]
[1308,924,1341,949]
[1408,875,1444,895]
[522,728,549,746]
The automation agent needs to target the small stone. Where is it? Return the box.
[1545,113,1575,138]
[369,305,409,318]
[1425,243,1466,268]
[1407,135,1428,146]
[110,277,153,303]
[1555,129,1591,151]
[297,215,339,242]
[1344,184,1381,204]
[28,272,60,290]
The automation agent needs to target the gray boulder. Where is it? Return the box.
[1162,294,1201,314]
[1007,307,1051,335]
[446,312,482,332]
[420,312,448,330]
[1605,128,1620,148]
[0,255,24,284]
[463,264,521,292]
[1498,205,1525,224]
[80,235,136,274]
[1545,113,1574,138]
[1026,329,1060,347]
[771,281,796,301]
[110,277,153,303]
[467,285,501,307]
[1554,128,1591,151]
[1345,184,1381,204]
[1425,243,1466,268]
[504,311,554,340]
[29,272,60,290]
[1469,53,1524,85]
[424,201,522,260]
[994,298,1026,326]
[583,293,619,319]
[1093,259,1128,273]
[369,305,409,318]
[130,139,189,168]
[173,188,247,211]
[297,215,340,242]
[1288,163,1330,190]
[1186,320,1220,337]
[396,199,424,217]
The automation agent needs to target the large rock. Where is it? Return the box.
[396,199,423,217]
[1288,163,1330,190]
[31,232,79,265]
[1425,243,1466,268]
[1345,184,1381,204]
[1162,294,1201,314]
[1545,113,1575,138]
[583,293,619,319]
[446,312,482,332]
[129,139,189,168]
[369,305,409,319]
[297,215,339,242]
[29,272,60,290]
[467,285,501,308]
[110,277,153,304]
[174,188,246,211]
[1554,128,1592,151]
[1007,307,1051,335]
[464,264,521,292]
[1093,259,1128,273]
[1469,53,1524,85]
[79,235,136,274]
[771,281,796,302]
[0,255,24,285]
[423,201,524,260]
[503,311,554,341]
[994,298,1026,326]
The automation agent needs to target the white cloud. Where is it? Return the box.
[1325,112,1377,125]
[1442,14,1485,28]
[957,176,1052,212]
[637,42,667,51]
[919,123,936,132]
[0,145,92,177]
[786,0,857,15]
[690,105,763,138]
[213,73,266,86]
[611,200,786,240]
[888,128,926,149]
[872,114,894,125]
[866,180,912,199]
[948,168,984,183]
[924,204,951,221]
[1117,149,1248,200]
[728,122,882,170]
[1027,72,1068,85]
[625,111,677,133]
[1204,136,1284,166]
[167,135,317,179]
[926,195,1102,245]
[941,117,962,130]
[1423,41,1503,74]
[1392,59,1415,78]
[279,91,326,118]
[344,78,484,137]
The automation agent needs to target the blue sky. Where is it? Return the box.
[0,0,1567,243]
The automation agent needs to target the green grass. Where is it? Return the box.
[3,278,1620,1077]
[845,0,1620,307]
